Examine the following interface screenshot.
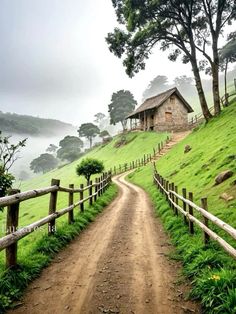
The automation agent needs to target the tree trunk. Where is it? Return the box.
[89,137,92,148]
[191,60,212,121]
[224,59,229,107]
[211,40,221,115]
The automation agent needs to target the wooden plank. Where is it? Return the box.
[48,179,60,235]
[68,184,74,224]
[6,189,20,268]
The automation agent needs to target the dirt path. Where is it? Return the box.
[9,173,200,314]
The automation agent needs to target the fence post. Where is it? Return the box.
[144,154,146,164]
[80,184,84,212]
[113,166,116,175]
[158,143,161,154]
[201,198,210,245]
[94,178,98,202]
[6,189,20,268]
[182,188,187,225]
[98,178,101,197]
[48,179,60,235]
[89,180,93,206]
[153,148,156,157]
[174,186,178,216]
[165,180,169,202]
[188,192,194,234]
[119,165,121,173]
[68,184,74,224]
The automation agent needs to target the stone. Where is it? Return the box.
[184,145,191,153]
[215,170,233,185]
[220,193,234,202]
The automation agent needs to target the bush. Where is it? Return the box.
[76,158,104,184]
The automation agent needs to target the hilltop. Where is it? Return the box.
[0,110,76,136]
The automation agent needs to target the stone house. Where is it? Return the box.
[126,87,194,132]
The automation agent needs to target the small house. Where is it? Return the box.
[126,87,194,132]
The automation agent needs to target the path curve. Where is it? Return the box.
[9,173,199,314]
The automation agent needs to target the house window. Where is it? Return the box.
[165,112,173,122]
[170,96,175,104]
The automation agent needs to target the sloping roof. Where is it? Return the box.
[126,87,194,119]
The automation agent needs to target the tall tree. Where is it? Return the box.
[30,153,58,174]
[106,0,235,120]
[46,144,58,154]
[94,112,106,124]
[108,90,137,131]
[220,34,236,106]
[197,0,236,115]
[57,135,83,162]
[78,123,100,148]
[143,75,171,100]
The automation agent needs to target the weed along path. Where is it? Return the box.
[9,173,200,314]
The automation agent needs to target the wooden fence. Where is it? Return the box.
[153,165,236,260]
[0,172,112,268]
[109,136,171,176]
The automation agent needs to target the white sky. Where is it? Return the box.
[0,0,233,126]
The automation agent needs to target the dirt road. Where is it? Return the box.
[9,173,200,314]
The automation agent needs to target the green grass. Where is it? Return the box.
[0,184,117,313]
[128,102,236,313]
[0,131,167,311]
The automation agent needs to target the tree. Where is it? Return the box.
[220,34,236,106]
[46,144,58,153]
[18,170,30,181]
[76,158,104,185]
[57,135,83,162]
[173,75,195,96]
[106,1,235,120]
[94,112,106,124]
[143,75,171,100]
[0,131,27,173]
[78,123,100,148]
[108,90,137,131]
[0,131,26,201]
[99,130,110,139]
[30,153,58,174]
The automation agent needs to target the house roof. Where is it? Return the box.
[126,87,194,119]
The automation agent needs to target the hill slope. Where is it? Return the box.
[129,103,236,313]
[0,111,76,136]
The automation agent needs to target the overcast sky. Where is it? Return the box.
[0,0,232,126]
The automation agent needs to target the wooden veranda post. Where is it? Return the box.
[48,179,60,235]
[68,184,74,224]
[201,198,210,245]
[6,189,20,268]
[188,192,194,234]
[80,184,84,212]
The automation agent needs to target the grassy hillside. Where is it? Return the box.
[0,111,76,136]
[129,103,236,313]
[0,131,167,261]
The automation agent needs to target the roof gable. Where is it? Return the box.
[126,87,194,119]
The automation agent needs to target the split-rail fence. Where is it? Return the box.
[153,166,236,260]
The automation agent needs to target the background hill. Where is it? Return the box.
[0,110,76,136]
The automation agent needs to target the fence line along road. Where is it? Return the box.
[153,164,236,260]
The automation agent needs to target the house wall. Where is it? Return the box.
[145,95,189,132]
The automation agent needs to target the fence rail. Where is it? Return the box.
[153,167,236,260]
[0,172,112,268]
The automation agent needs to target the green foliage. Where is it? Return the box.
[30,153,58,174]
[108,89,137,130]
[0,131,27,173]
[78,123,100,148]
[0,185,117,312]
[0,111,75,136]
[57,135,83,162]
[129,103,236,313]
[76,158,104,184]
[99,130,110,138]
[0,166,14,208]
[46,144,58,153]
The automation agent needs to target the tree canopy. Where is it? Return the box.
[142,75,171,100]
[30,153,58,174]
[76,158,104,184]
[108,90,137,130]
[106,0,236,120]
[78,123,100,148]
[46,144,58,153]
[57,135,83,162]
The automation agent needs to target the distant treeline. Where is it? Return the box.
[0,111,76,136]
